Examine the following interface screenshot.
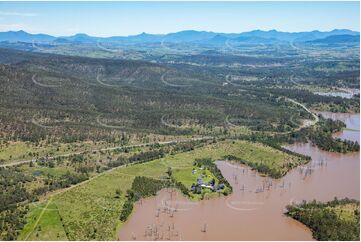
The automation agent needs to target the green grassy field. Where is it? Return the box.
[173,166,218,189]
[18,200,67,241]
[19,140,306,240]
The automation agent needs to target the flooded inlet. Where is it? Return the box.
[118,113,360,241]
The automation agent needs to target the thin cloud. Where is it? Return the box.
[0,11,38,17]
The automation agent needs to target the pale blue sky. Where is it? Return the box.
[0,1,359,36]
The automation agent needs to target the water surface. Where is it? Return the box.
[118,113,360,241]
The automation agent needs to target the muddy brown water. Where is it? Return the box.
[118,113,360,241]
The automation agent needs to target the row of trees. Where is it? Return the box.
[224,154,285,179]
[33,171,89,197]
[107,149,165,169]
[108,140,209,169]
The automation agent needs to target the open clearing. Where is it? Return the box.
[18,200,67,241]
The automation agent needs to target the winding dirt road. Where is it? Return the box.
[285,97,319,127]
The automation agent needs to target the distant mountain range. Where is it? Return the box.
[306,34,360,44]
[0,29,359,45]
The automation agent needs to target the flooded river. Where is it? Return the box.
[118,113,360,241]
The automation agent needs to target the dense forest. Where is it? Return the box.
[0,167,35,240]
[2,47,358,144]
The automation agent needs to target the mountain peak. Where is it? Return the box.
[73,33,90,37]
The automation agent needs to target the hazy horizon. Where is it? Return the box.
[0,1,359,37]
[2,27,360,38]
